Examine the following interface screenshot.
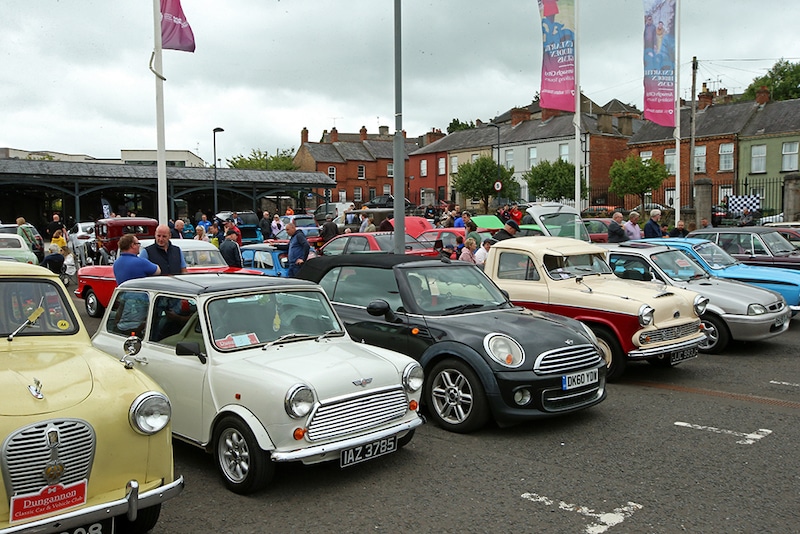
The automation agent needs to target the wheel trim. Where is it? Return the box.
[430,369,473,424]
[596,337,614,369]
[700,320,718,350]
[218,428,251,483]
[86,292,98,315]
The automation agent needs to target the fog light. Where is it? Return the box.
[513,388,532,406]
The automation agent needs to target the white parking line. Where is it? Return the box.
[769,380,800,388]
[520,492,642,533]
[674,421,773,445]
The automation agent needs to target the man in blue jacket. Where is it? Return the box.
[643,209,663,238]
[287,222,310,277]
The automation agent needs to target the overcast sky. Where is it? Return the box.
[2,0,797,165]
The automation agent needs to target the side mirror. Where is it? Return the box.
[366,299,400,323]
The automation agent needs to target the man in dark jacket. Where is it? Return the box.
[219,229,243,267]
[320,214,339,243]
[141,224,187,274]
[643,209,663,238]
[287,223,310,277]
[492,220,519,241]
[607,212,629,243]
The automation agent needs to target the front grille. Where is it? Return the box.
[767,300,785,313]
[305,387,408,441]
[534,344,603,375]
[640,320,701,344]
[542,385,603,412]
[2,419,95,498]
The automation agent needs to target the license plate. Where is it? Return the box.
[775,315,787,327]
[340,435,397,468]
[562,368,599,390]
[670,347,698,365]
[61,517,115,534]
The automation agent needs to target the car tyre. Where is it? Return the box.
[699,313,729,354]
[213,416,274,495]
[115,504,161,534]
[425,359,489,433]
[397,429,415,448]
[84,288,105,318]
[593,326,627,381]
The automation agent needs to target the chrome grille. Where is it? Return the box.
[2,419,95,497]
[767,300,785,313]
[305,387,408,441]
[542,385,604,412]
[640,320,701,344]
[534,344,603,375]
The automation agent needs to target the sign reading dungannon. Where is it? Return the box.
[10,479,88,522]
[643,0,677,127]
[537,0,576,112]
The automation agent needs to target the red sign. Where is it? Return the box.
[11,479,88,522]
[494,181,503,191]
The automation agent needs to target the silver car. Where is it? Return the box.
[603,242,791,353]
[68,221,95,265]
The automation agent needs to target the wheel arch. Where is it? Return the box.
[418,341,499,399]
[210,405,275,452]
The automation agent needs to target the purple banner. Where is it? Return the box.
[538,0,575,112]
[643,0,676,126]
[161,0,195,53]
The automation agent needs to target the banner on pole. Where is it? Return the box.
[161,0,195,52]
[537,0,576,112]
[643,0,676,126]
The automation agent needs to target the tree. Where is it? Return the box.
[742,59,800,102]
[608,155,668,208]
[227,148,298,171]
[451,156,516,214]
[447,118,475,134]
[523,159,586,201]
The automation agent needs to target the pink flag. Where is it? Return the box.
[161,0,195,52]
[642,0,676,126]
[537,0,576,112]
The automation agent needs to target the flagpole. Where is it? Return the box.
[574,0,581,209]
[153,0,168,224]
[674,0,681,224]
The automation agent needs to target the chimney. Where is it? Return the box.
[618,116,633,137]
[379,125,389,136]
[541,108,561,121]
[597,113,613,134]
[360,126,367,141]
[330,127,339,143]
[698,91,714,110]
[756,85,770,105]
[301,127,309,145]
[475,118,483,126]
[510,107,532,126]
[426,128,446,145]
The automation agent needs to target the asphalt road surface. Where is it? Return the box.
[73,293,800,534]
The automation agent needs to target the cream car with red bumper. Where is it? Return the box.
[90,274,424,495]
[0,262,182,534]
[483,237,708,380]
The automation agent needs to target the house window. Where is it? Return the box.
[504,149,514,170]
[358,165,366,179]
[387,163,394,178]
[328,166,336,180]
[354,187,362,202]
[471,153,479,162]
[664,148,676,174]
[751,145,766,173]
[782,142,799,171]
[369,188,376,200]
[438,157,445,175]
[718,143,734,171]
[420,160,427,177]
[528,147,538,169]
[694,145,706,173]
[338,190,347,202]
[450,155,458,173]
[383,184,391,195]
[639,150,652,161]
[559,143,570,163]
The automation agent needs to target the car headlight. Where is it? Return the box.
[285,384,315,418]
[638,304,655,327]
[403,362,424,392]
[693,295,709,316]
[747,303,767,315]
[129,392,171,435]
[483,333,525,368]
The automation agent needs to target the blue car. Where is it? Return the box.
[241,243,290,277]
[639,238,800,315]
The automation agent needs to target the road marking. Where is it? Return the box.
[520,492,642,533]
[674,421,773,445]
[770,380,800,388]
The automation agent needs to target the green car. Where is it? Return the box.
[0,234,39,265]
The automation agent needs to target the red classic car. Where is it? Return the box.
[76,239,263,317]
[317,232,440,257]
[583,218,613,243]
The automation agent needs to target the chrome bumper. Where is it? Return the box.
[2,476,184,533]
[271,415,424,463]
[627,331,706,359]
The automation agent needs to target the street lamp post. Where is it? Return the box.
[212,127,224,216]
[487,123,501,200]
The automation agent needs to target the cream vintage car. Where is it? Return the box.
[483,237,708,380]
[0,262,182,534]
[91,274,424,495]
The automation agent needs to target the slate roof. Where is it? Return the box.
[603,99,640,115]
[0,158,335,187]
[300,139,420,164]
[628,100,758,145]
[739,98,800,137]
